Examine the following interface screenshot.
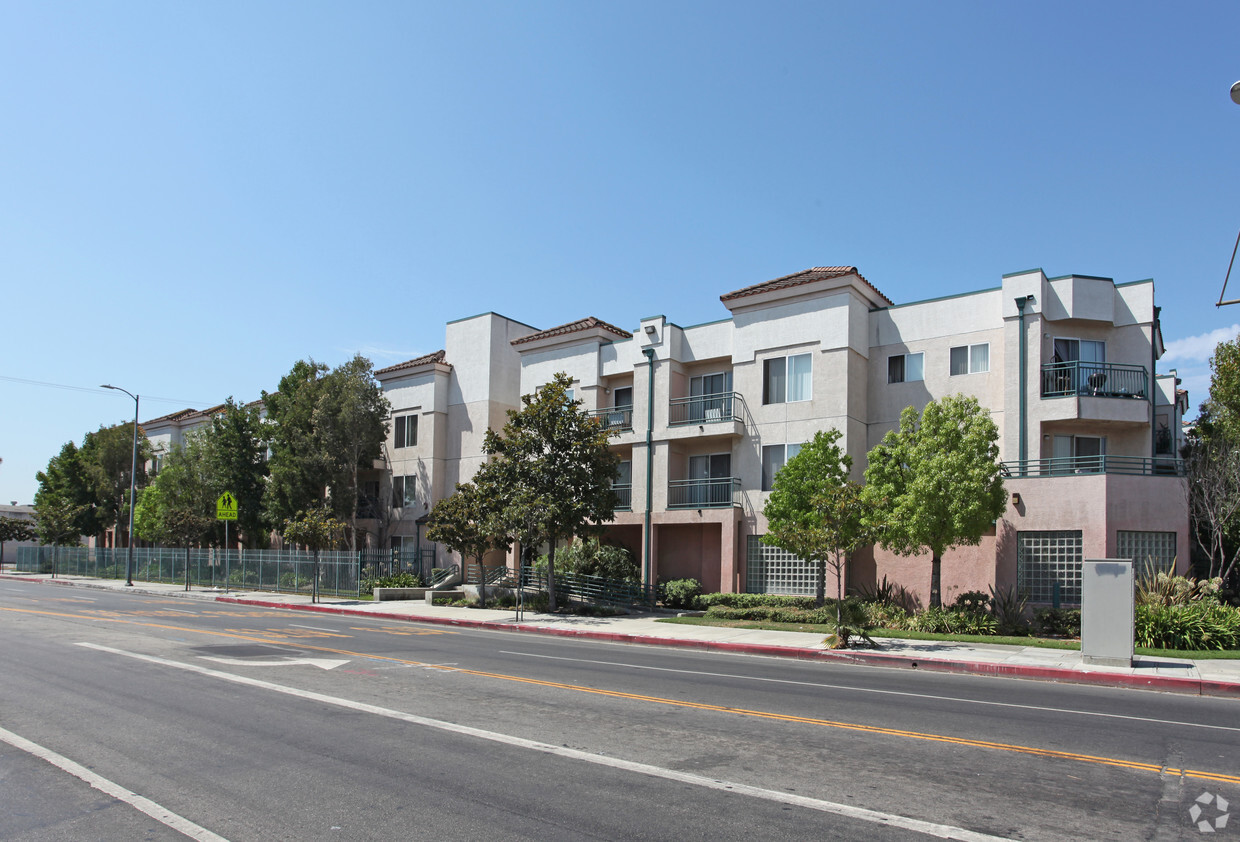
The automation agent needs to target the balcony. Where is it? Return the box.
[668,477,741,509]
[668,392,744,427]
[1041,361,1147,399]
[1001,455,1185,477]
[589,406,634,432]
[613,483,632,511]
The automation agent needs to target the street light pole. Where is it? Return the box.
[102,384,139,586]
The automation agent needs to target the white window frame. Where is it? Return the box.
[763,353,812,404]
[950,343,989,376]
[888,352,924,384]
[394,413,418,449]
[391,475,417,509]
[761,442,804,491]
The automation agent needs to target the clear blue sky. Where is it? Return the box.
[3,1,1239,505]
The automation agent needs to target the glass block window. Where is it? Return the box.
[746,535,815,595]
[1117,531,1176,580]
[1017,530,1083,604]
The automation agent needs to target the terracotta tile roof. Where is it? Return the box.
[511,317,632,346]
[375,350,449,376]
[142,408,200,426]
[720,266,891,306]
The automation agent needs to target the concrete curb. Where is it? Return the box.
[6,574,1237,698]
[220,596,1240,699]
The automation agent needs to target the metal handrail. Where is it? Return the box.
[588,406,634,431]
[668,392,743,426]
[1001,455,1185,477]
[668,476,741,508]
[1040,361,1148,399]
[613,483,632,511]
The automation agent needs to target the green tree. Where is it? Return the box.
[1207,335,1240,431]
[481,372,619,611]
[762,430,882,642]
[863,394,1006,608]
[79,422,152,542]
[201,398,269,548]
[134,437,216,552]
[427,479,511,606]
[34,442,97,542]
[316,355,391,548]
[263,360,333,529]
[0,516,37,570]
[282,506,346,603]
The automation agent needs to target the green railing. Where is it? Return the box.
[520,566,655,608]
[668,392,743,426]
[1040,361,1147,399]
[613,483,632,511]
[668,477,741,508]
[588,406,634,432]
[14,546,426,597]
[1001,455,1185,477]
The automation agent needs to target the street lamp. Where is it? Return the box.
[101,384,139,586]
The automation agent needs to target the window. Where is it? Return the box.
[1051,435,1106,473]
[614,461,632,510]
[747,535,815,595]
[394,414,418,449]
[763,353,811,404]
[613,386,633,409]
[887,352,924,384]
[687,371,732,422]
[357,480,380,518]
[1017,530,1083,603]
[391,475,416,509]
[761,442,803,491]
[950,343,990,376]
[1117,531,1176,580]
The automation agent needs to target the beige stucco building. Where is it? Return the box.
[134,265,1187,606]
[368,266,1187,607]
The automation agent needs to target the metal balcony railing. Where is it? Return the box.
[1040,361,1148,399]
[613,483,632,511]
[589,406,634,432]
[668,477,741,509]
[668,392,743,426]
[1001,455,1185,477]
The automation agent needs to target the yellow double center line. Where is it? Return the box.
[5,604,1238,787]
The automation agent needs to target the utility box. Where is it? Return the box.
[1080,559,1135,667]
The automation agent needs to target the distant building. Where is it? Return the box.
[0,504,38,567]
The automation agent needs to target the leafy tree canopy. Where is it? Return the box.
[863,394,1006,608]
[134,436,215,548]
[480,372,619,610]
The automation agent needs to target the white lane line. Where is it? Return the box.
[160,608,199,615]
[499,650,1240,734]
[288,624,339,632]
[77,642,1008,842]
[54,595,98,602]
[0,724,229,842]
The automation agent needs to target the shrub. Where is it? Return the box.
[279,571,310,590]
[951,590,991,614]
[851,575,918,612]
[1135,602,1240,650]
[361,571,423,595]
[859,601,912,630]
[1033,607,1081,637]
[699,593,818,611]
[1136,571,1223,607]
[988,585,1030,635]
[661,578,704,610]
[549,538,640,583]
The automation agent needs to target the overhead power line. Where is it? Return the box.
[0,375,211,408]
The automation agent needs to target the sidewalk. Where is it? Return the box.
[5,572,1240,698]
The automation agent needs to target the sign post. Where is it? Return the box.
[216,492,238,592]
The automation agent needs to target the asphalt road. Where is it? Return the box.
[1,580,1237,841]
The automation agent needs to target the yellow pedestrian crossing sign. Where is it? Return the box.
[216,492,238,521]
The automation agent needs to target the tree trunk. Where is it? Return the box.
[930,553,942,609]
[478,553,487,607]
[816,559,826,608]
[836,552,845,633]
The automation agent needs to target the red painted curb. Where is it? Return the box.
[212,596,1237,697]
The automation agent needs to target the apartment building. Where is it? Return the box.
[370,266,1186,606]
[134,265,1187,605]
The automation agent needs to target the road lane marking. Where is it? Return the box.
[8,605,1236,788]
[0,723,229,842]
[499,650,1240,735]
[200,656,350,670]
[288,624,340,632]
[75,643,1009,842]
